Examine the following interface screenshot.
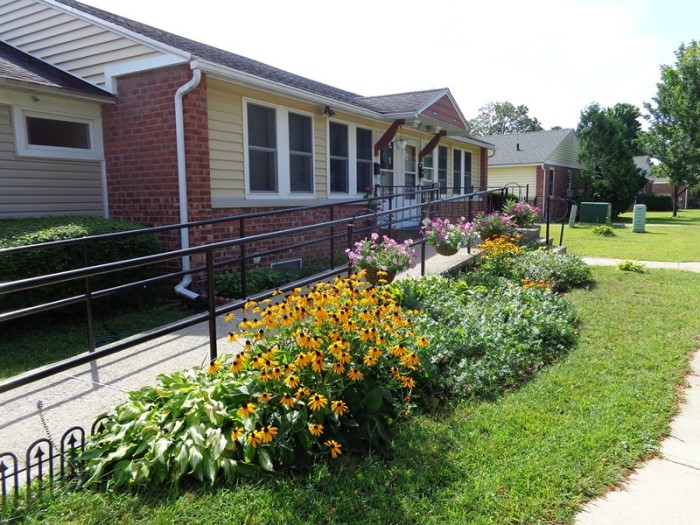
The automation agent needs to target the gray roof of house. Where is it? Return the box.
[480,129,576,165]
[0,40,112,98]
[52,0,477,126]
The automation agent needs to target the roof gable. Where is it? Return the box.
[483,129,579,168]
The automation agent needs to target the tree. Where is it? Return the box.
[468,101,543,136]
[577,103,646,217]
[611,103,645,155]
[643,40,700,216]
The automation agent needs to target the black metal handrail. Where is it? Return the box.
[0,185,521,395]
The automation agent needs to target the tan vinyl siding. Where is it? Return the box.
[488,165,537,190]
[0,0,163,87]
[207,80,244,196]
[546,131,580,168]
[0,104,103,217]
[208,79,331,199]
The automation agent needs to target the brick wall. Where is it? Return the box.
[479,147,488,191]
[102,64,210,254]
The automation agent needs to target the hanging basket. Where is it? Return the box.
[363,268,397,285]
[435,245,459,256]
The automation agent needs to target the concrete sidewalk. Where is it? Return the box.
[575,350,700,525]
[582,257,700,273]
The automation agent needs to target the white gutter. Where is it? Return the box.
[174,63,202,301]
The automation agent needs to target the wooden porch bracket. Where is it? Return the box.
[419,130,447,161]
[374,119,406,156]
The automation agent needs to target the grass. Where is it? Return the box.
[9,266,700,524]
[0,290,194,380]
[542,208,700,261]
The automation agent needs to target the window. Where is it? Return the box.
[404,144,417,199]
[437,146,448,193]
[12,107,102,160]
[245,101,316,196]
[27,116,90,149]
[247,103,277,192]
[422,151,433,181]
[289,112,313,192]
[452,150,462,193]
[329,122,348,193]
[356,128,373,194]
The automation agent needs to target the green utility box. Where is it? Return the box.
[579,202,611,224]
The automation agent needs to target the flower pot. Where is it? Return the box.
[435,245,458,256]
[515,227,540,243]
[363,268,397,285]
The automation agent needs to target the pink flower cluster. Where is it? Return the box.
[346,233,416,272]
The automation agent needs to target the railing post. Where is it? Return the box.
[206,249,218,363]
[239,218,246,299]
[329,205,335,269]
[545,195,551,246]
[82,241,96,352]
[346,222,354,278]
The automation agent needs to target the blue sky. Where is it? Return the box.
[79,0,699,131]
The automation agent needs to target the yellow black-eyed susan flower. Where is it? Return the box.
[324,440,342,459]
[280,393,295,408]
[238,402,256,417]
[260,425,278,443]
[285,375,300,389]
[308,393,328,411]
[347,368,363,381]
[309,423,324,437]
[231,426,245,440]
[207,360,222,374]
[258,392,272,403]
[331,400,348,416]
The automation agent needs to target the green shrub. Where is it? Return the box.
[216,259,330,298]
[617,260,646,273]
[636,193,673,211]
[390,276,579,400]
[81,274,421,487]
[511,248,593,291]
[591,224,615,236]
[0,216,160,312]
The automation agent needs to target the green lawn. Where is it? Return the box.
[542,208,700,261]
[10,267,700,524]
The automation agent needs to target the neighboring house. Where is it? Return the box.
[481,129,581,214]
[0,0,493,242]
[637,155,691,209]
[0,40,114,217]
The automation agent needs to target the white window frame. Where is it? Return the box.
[12,106,103,161]
[243,98,316,199]
[326,119,373,198]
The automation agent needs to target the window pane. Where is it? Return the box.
[248,103,276,148]
[329,122,348,156]
[357,161,372,194]
[26,117,90,149]
[249,150,277,191]
[330,158,348,192]
[438,146,448,192]
[290,154,313,192]
[453,150,462,193]
[289,113,312,153]
[356,128,372,160]
[464,152,472,192]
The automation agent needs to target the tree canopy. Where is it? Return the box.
[468,101,543,136]
[643,40,700,215]
[577,103,646,217]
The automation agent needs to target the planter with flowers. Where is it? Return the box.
[346,233,416,284]
[421,217,478,256]
[502,199,541,242]
[474,211,516,242]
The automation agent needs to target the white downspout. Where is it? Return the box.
[174,63,202,300]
